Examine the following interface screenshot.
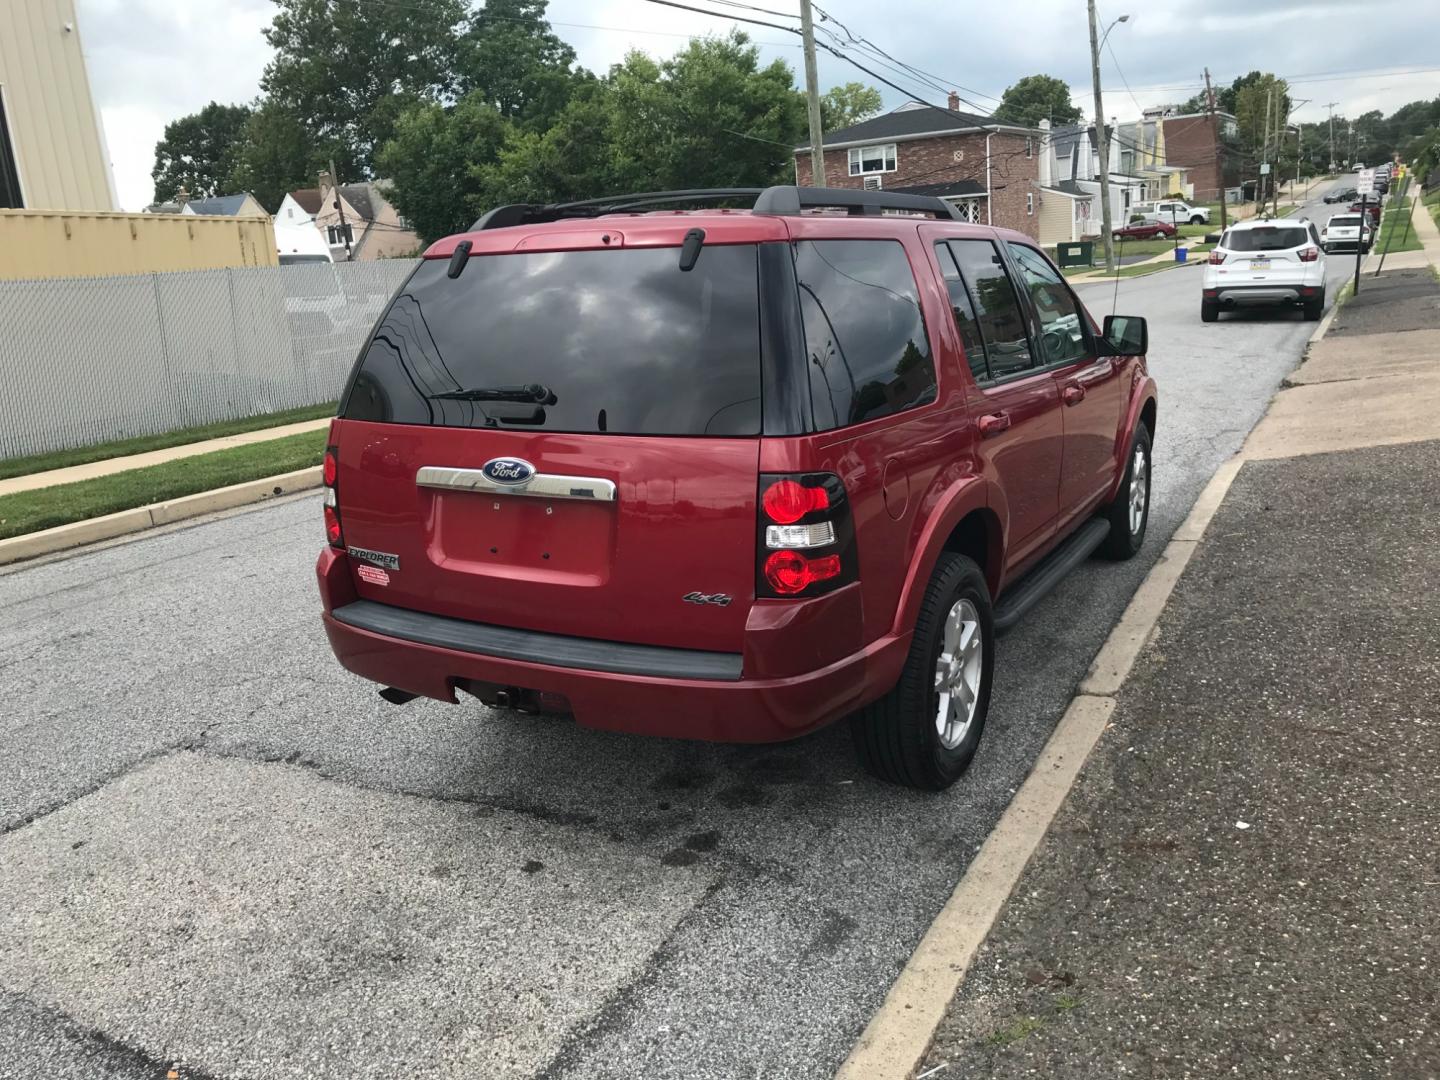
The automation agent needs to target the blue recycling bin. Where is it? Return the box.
[1174,247,1188,264]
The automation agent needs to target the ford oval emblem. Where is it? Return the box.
[481,457,536,486]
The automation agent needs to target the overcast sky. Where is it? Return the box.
[76,0,1440,211]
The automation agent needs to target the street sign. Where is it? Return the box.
[1356,168,1376,196]
[1259,163,1271,175]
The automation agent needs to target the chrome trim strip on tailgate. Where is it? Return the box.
[416,466,617,502]
[331,600,743,681]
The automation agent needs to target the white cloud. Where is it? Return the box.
[74,0,1440,211]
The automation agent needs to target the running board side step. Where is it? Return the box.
[993,518,1111,636]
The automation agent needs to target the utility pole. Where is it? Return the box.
[327,159,353,262]
[1087,0,1115,272]
[1260,85,1273,213]
[1205,67,1228,232]
[798,0,826,187]
[1274,92,1289,215]
[1325,102,1338,172]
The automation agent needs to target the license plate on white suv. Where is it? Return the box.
[1249,259,1269,270]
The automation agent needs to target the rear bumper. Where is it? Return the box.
[1205,282,1324,306]
[317,549,910,743]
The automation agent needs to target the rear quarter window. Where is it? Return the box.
[795,239,936,431]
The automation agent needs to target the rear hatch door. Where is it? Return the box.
[332,231,771,655]
[1226,224,1312,280]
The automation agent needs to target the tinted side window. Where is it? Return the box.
[1007,243,1091,367]
[945,239,1033,380]
[935,242,990,382]
[796,240,936,430]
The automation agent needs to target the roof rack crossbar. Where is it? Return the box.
[470,185,964,231]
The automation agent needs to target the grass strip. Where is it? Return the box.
[0,430,326,540]
[0,403,336,482]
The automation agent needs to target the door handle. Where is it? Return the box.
[977,412,1011,437]
[1062,384,1086,406]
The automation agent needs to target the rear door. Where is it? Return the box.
[332,241,765,655]
[938,237,1062,569]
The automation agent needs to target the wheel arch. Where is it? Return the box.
[891,477,1002,637]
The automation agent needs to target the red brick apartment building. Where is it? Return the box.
[1161,111,1243,201]
[793,95,1043,240]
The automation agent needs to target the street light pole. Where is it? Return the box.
[1325,101,1339,172]
[799,0,827,187]
[1088,3,1128,273]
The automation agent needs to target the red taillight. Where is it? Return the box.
[323,444,343,548]
[1299,246,1320,262]
[756,473,854,599]
[1208,250,1227,264]
[763,551,843,595]
[762,479,830,524]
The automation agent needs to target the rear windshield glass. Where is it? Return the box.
[1224,226,1309,252]
[1329,216,1361,227]
[342,245,761,436]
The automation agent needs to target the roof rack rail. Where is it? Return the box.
[469,185,964,231]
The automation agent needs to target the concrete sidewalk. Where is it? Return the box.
[0,417,331,498]
[916,265,1440,1078]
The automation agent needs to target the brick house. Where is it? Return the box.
[1161,111,1242,201]
[793,95,1043,240]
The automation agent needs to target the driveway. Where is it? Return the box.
[0,180,1356,1080]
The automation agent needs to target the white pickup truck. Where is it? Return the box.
[1135,199,1211,226]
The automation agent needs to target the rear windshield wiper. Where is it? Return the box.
[429,383,557,405]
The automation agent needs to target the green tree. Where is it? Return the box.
[820,82,882,131]
[376,94,513,243]
[993,74,1081,128]
[228,100,332,213]
[1233,73,1290,155]
[260,0,468,176]
[150,102,252,203]
[458,0,581,130]
[605,32,806,190]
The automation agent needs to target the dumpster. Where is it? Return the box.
[1056,241,1094,268]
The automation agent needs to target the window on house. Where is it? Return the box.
[795,239,936,429]
[0,91,22,209]
[1025,137,1034,159]
[327,224,353,245]
[1026,193,1035,216]
[848,144,897,176]
[286,207,294,219]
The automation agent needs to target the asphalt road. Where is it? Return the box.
[0,178,1359,1080]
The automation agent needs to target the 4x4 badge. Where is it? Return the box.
[683,592,733,607]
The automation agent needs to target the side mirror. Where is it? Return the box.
[1102,314,1147,356]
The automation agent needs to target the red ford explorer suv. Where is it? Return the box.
[317,186,1157,790]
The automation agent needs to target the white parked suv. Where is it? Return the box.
[1201,218,1327,322]
[1137,199,1211,226]
[1321,213,1373,254]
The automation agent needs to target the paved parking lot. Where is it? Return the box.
[0,185,1356,1080]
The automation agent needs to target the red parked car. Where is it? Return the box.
[1113,220,1176,240]
[317,186,1158,790]
[1350,201,1382,226]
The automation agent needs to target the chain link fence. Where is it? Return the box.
[0,261,418,460]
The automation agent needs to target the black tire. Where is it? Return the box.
[1098,423,1151,561]
[1304,294,1324,320]
[851,553,993,791]
[1201,300,1219,322]
[1190,215,1205,225]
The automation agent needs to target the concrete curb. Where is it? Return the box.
[0,467,321,567]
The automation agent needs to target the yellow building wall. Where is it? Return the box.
[0,211,279,281]
[1037,192,1075,247]
[0,0,116,211]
